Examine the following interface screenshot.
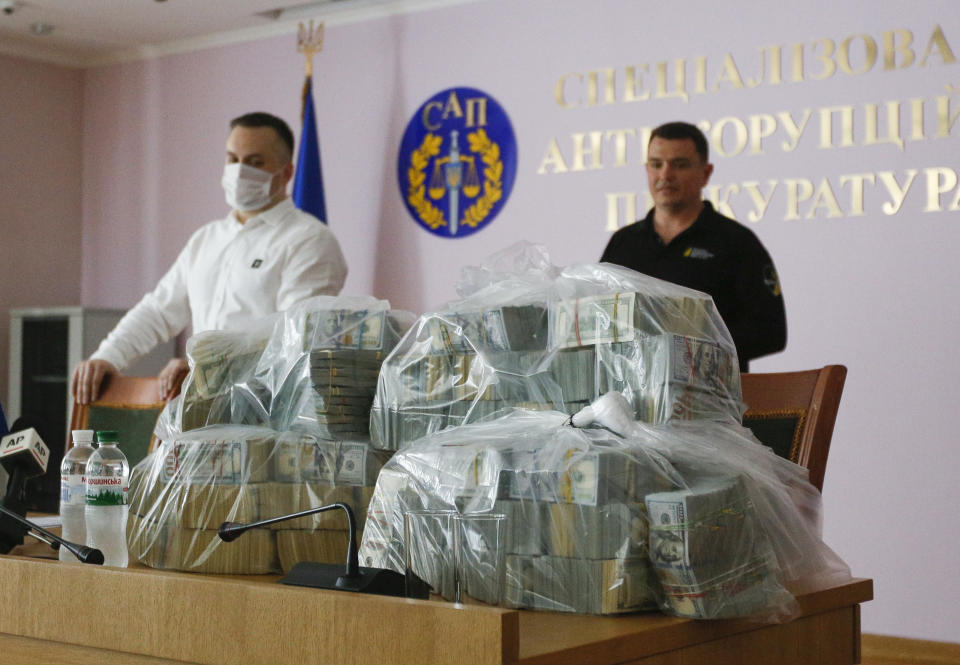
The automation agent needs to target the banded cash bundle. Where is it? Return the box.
[302,349,385,436]
[359,412,678,613]
[549,291,717,347]
[127,513,278,574]
[178,329,270,431]
[424,305,549,354]
[260,481,373,573]
[160,432,274,485]
[645,476,792,619]
[299,309,409,352]
[597,335,740,423]
[127,426,386,575]
[268,303,412,436]
[551,292,741,424]
[371,347,589,451]
[371,282,741,450]
[273,435,388,486]
[505,555,660,614]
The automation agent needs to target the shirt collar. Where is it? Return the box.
[642,200,715,246]
[229,197,295,228]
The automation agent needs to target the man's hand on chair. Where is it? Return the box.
[159,358,190,402]
[71,359,117,406]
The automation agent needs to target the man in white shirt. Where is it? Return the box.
[72,112,348,405]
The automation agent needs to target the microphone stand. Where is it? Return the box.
[0,504,104,564]
[218,503,418,598]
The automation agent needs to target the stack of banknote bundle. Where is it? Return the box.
[300,348,385,437]
[359,412,679,613]
[268,305,413,439]
[127,426,388,574]
[177,329,271,432]
[550,292,741,423]
[156,297,414,447]
[371,284,740,450]
[358,410,816,618]
[644,476,793,619]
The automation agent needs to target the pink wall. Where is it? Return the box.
[5,0,957,642]
[0,54,83,408]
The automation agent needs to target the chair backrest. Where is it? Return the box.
[68,375,166,468]
[740,365,847,492]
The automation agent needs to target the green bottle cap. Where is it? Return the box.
[96,430,119,443]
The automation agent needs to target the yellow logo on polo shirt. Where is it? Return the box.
[683,247,714,259]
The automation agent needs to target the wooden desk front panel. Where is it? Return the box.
[0,553,871,665]
[0,556,517,665]
[616,606,860,665]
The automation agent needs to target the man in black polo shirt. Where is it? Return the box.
[601,121,785,372]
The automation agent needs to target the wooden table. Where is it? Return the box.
[0,549,871,665]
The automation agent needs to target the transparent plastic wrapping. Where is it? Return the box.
[360,409,676,614]
[174,321,276,433]
[127,424,390,574]
[155,296,414,441]
[360,397,850,620]
[574,392,852,620]
[136,297,413,575]
[135,249,847,623]
[371,251,741,451]
[255,296,415,437]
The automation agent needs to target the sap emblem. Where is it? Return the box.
[397,87,517,238]
[251,259,263,269]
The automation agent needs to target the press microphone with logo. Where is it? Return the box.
[0,423,50,516]
[0,421,104,563]
[219,502,416,598]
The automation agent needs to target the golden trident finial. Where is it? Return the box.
[297,20,324,77]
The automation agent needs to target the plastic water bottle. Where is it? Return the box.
[59,429,95,562]
[85,430,129,567]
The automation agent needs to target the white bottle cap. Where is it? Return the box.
[71,429,95,446]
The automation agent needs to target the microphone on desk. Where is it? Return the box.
[218,502,417,598]
[0,421,104,563]
[0,419,50,514]
[0,504,104,564]
[0,421,50,553]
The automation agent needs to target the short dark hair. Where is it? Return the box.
[649,121,709,163]
[229,112,295,162]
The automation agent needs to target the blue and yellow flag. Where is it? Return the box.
[293,75,328,224]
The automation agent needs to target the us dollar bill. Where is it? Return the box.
[300,309,390,351]
[645,476,782,618]
[550,293,637,349]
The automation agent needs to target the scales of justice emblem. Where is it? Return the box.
[398,87,518,238]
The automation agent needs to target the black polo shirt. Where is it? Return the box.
[601,202,786,371]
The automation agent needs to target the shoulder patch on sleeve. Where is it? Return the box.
[763,265,782,296]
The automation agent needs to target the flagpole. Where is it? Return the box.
[298,21,323,118]
[293,20,329,223]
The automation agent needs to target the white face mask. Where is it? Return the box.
[221,162,278,212]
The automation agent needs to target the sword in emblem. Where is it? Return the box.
[444,130,464,235]
[428,129,479,235]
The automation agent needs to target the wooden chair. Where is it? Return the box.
[740,365,847,493]
[68,375,166,468]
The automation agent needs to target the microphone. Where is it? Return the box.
[0,424,50,511]
[0,504,104,564]
[218,502,418,598]
[0,423,103,562]
[0,424,51,553]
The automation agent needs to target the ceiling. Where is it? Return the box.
[0,0,470,67]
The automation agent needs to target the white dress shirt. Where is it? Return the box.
[91,198,347,370]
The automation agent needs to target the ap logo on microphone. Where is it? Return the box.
[397,87,518,238]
